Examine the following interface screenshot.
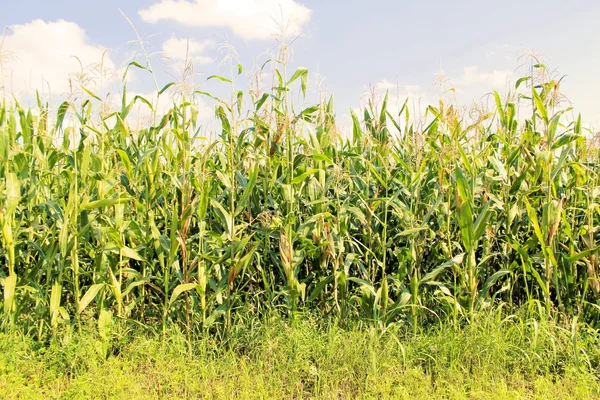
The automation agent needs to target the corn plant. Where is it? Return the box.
[0,55,599,340]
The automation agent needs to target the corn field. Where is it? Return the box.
[1,58,600,339]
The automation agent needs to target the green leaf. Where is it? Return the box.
[122,278,151,297]
[489,156,507,181]
[229,244,257,285]
[133,95,154,111]
[203,308,226,328]
[121,246,143,261]
[455,166,474,252]
[78,284,104,315]
[307,276,334,302]
[552,133,582,150]
[159,82,176,96]
[350,108,362,143]
[116,114,129,138]
[211,200,234,237]
[524,198,545,245]
[236,90,243,114]
[6,172,20,215]
[169,283,198,306]
[493,91,506,127]
[396,227,428,237]
[80,197,132,211]
[107,267,121,306]
[347,277,376,296]
[81,85,102,101]
[128,61,149,71]
[456,143,473,175]
[2,274,17,315]
[532,87,548,124]
[421,254,464,283]
[116,150,133,177]
[287,67,308,97]
[56,101,70,130]
[567,246,600,264]
[473,202,492,242]
[255,93,270,111]
[98,309,114,340]
[235,166,259,216]
[478,269,510,300]
[207,75,232,84]
[367,163,387,188]
[379,91,389,127]
[50,282,62,327]
[515,76,531,90]
[292,169,320,185]
[547,111,563,144]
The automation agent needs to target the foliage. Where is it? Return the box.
[0,55,599,342]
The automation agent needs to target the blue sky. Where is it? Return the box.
[1,0,599,127]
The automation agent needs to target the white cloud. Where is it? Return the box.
[485,44,516,63]
[456,65,512,89]
[139,0,312,40]
[162,36,216,64]
[376,79,396,90]
[0,19,116,97]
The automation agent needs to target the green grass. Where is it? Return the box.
[1,314,599,399]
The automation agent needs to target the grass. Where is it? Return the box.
[1,313,599,399]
